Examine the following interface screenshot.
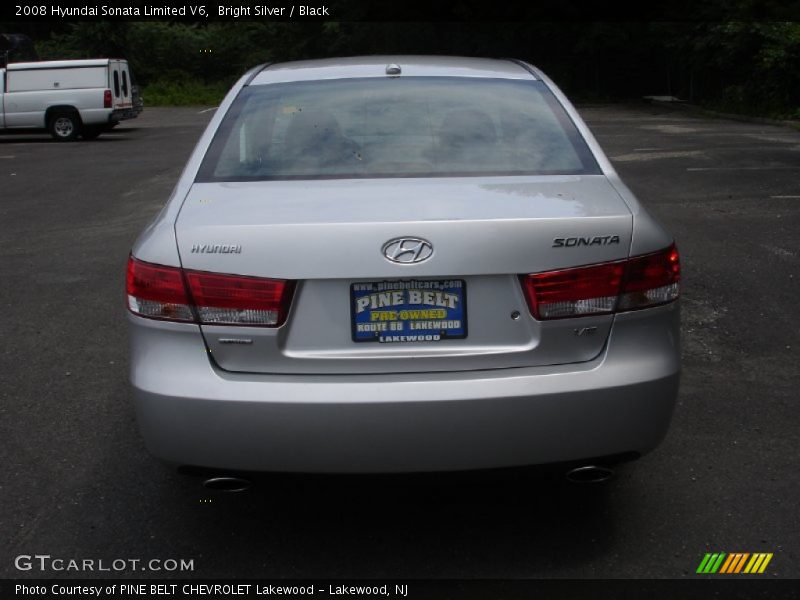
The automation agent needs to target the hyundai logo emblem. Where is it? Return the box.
[381,237,434,264]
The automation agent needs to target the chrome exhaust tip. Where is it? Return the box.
[565,465,615,484]
[202,476,252,492]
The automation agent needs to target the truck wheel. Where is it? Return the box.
[48,112,81,141]
[81,126,103,140]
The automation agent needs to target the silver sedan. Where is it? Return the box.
[127,56,680,478]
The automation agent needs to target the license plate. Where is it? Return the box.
[350,279,467,343]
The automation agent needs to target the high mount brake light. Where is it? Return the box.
[126,256,294,327]
[521,244,680,320]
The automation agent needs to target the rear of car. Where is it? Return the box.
[127,57,680,474]
[108,59,135,116]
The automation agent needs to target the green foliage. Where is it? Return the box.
[140,77,228,106]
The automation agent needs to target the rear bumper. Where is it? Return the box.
[129,304,680,473]
[108,107,142,123]
[114,106,141,121]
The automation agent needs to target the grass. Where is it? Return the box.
[140,79,228,107]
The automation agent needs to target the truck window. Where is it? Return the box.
[122,71,129,96]
[113,71,120,97]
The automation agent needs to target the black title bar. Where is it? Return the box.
[3,0,800,22]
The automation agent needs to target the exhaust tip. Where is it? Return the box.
[202,476,252,493]
[565,465,615,484]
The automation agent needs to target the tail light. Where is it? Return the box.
[184,271,295,326]
[103,89,112,108]
[126,256,295,327]
[521,244,680,320]
[617,244,681,311]
[126,258,193,322]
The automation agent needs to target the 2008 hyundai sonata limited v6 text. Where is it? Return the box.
[126,56,681,475]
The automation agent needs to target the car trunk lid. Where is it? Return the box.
[175,175,632,374]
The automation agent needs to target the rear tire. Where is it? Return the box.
[48,112,81,142]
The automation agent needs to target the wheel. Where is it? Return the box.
[81,126,103,140]
[48,112,81,141]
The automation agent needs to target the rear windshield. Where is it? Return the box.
[196,77,600,181]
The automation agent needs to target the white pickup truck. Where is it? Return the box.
[0,58,140,140]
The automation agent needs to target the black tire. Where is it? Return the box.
[81,126,103,140]
[47,112,81,141]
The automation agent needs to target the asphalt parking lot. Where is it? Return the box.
[1,105,798,579]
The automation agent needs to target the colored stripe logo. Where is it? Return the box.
[696,552,773,574]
